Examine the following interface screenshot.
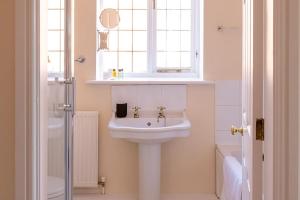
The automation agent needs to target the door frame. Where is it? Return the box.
[15,0,48,199]
[271,0,299,199]
[287,0,299,199]
[299,0,300,194]
[15,0,31,199]
[264,0,299,199]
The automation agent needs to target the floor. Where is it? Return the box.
[74,193,218,200]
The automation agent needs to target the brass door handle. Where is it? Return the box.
[231,126,244,136]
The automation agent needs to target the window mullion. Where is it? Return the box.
[147,0,156,73]
[193,0,202,79]
[189,0,196,75]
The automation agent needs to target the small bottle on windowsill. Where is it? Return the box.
[118,68,124,79]
[112,69,117,78]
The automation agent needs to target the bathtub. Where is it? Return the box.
[215,145,242,199]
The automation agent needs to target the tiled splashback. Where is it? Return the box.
[111,85,187,112]
[215,80,242,145]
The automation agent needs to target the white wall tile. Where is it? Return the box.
[214,80,242,145]
[161,85,187,111]
[136,85,163,111]
[112,86,137,111]
[215,80,241,106]
[215,106,241,131]
[215,131,242,145]
[111,85,187,112]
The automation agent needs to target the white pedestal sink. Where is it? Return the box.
[108,113,191,200]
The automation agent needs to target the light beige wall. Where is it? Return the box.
[75,0,243,81]
[75,83,215,194]
[0,0,15,200]
[161,85,215,193]
[204,0,242,80]
[74,0,242,194]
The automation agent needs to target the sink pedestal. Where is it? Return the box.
[109,114,191,200]
[139,144,161,200]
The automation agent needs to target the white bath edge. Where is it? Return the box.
[216,144,242,155]
[215,144,242,199]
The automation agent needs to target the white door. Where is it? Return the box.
[234,0,264,199]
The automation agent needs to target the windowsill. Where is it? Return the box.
[86,78,214,85]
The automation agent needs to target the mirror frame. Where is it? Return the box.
[99,8,120,29]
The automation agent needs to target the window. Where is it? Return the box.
[97,0,202,78]
[48,0,65,78]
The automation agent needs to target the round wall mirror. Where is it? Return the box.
[99,8,120,29]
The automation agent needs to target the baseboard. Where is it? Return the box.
[74,193,218,200]
[73,187,102,194]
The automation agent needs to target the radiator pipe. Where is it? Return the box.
[98,176,106,195]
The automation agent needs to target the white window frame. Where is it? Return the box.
[97,0,203,79]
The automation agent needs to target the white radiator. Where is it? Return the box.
[73,111,99,188]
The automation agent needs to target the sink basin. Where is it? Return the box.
[108,113,191,144]
[108,112,191,200]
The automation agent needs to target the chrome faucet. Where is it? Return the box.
[132,106,141,118]
[157,106,166,123]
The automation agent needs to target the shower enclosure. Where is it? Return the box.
[47,0,74,199]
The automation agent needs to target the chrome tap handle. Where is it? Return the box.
[132,106,141,118]
[132,106,141,111]
[157,106,166,123]
[157,106,166,112]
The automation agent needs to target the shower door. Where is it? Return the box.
[47,0,74,199]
